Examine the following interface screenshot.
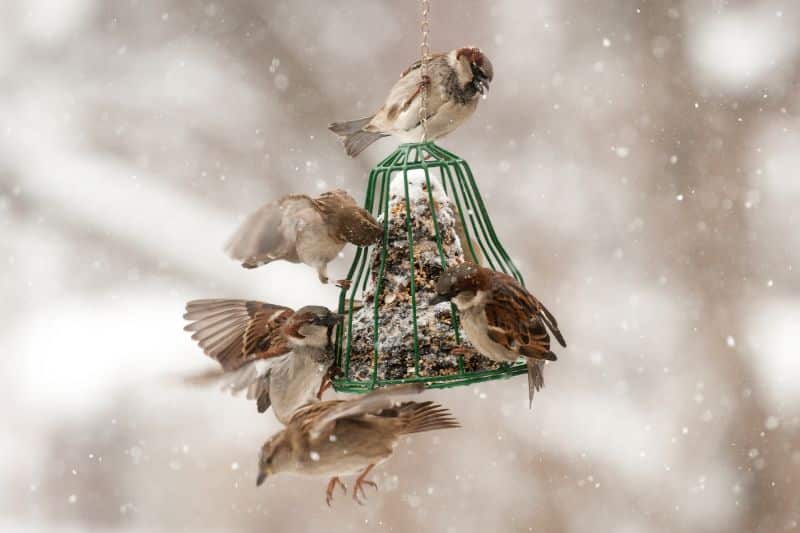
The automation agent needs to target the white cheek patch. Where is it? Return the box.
[453,290,486,311]
[291,325,329,348]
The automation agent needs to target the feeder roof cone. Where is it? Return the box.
[333,142,527,392]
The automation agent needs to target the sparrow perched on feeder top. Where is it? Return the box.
[256,383,459,505]
[431,263,566,407]
[183,299,343,424]
[225,189,383,285]
[329,47,494,157]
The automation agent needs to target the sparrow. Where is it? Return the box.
[225,189,383,285]
[329,47,494,157]
[183,299,343,424]
[256,383,459,505]
[430,263,566,407]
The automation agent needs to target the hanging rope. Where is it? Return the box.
[419,0,431,141]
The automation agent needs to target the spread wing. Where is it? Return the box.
[303,383,425,439]
[314,190,382,246]
[224,195,316,268]
[183,299,293,371]
[484,273,566,361]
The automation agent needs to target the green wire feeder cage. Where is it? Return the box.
[333,142,527,393]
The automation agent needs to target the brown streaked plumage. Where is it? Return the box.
[225,189,382,284]
[256,384,459,505]
[183,299,343,422]
[329,47,494,157]
[431,263,566,407]
[184,299,293,371]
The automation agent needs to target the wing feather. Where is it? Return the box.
[484,272,565,361]
[224,195,316,268]
[313,190,382,246]
[183,299,293,371]
[305,383,425,439]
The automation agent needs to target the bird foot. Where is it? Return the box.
[325,476,347,507]
[419,74,431,89]
[352,464,377,505]
[335,279,351,290]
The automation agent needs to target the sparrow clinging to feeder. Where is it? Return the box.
[255,383,459,505]
[225,189,383,286]
[329,47,494,157]
[430,263,566,407]
[183,299,343,424]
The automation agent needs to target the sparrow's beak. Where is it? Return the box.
[429,294,450,306]
[320,313,345,327]
[474,75,490,95]
[256,471,267,486]
[317,312,345,328]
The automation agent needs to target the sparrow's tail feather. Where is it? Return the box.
[329,117,386,157]
[527,359,546,409]
[246,378,271,413]
[344,130,386,157]
[397,401,460,435]
[329,116,372,135]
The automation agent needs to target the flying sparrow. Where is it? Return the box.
[183,299,343,424]
[256,383,459,505]
[329,47,493,157]
[430,263,566,407]
[225,189,383,285]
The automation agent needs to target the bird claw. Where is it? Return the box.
[419,74,431,89]
[335,279,351,290]
[352,480,377,505]
[325,477,347,507]
[352,464,377,505]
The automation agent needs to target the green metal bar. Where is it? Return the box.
[370,163,395,389]
[449,163,496,269]
[337,166,381,380]
[332,361,528,393]
[436,160,481,264]
[425,145,493,268]
[376,147,405,169]
[418,145,465,371]
[421,162,447,270]
[421,162,462,348]
[427,144,496,269]
[334,145,415,391]
[402,166,421,376]
[450,159,502,272]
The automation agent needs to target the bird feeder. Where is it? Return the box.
[333,142,527,392]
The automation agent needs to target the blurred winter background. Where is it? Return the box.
[2,0,799,531]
